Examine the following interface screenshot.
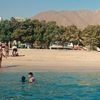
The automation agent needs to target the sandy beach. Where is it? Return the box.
[1,49,100,72]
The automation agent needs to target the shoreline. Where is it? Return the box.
[1,49,100,72]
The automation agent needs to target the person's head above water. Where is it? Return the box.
[21,76,26,82]
[28,72,33,78]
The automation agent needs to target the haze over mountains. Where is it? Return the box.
[32,10,100,28]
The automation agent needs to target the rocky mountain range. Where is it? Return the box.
[32,10,100,28]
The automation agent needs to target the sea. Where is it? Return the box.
[0,72,100,100]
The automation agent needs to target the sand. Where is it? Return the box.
[1,49,100,72]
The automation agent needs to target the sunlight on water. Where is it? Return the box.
[0,72,100,100]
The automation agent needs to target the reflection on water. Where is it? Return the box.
[0,72,100,100]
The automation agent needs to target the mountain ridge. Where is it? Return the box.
[31,10,100,28]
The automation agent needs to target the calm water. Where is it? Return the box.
[0,72,100,100]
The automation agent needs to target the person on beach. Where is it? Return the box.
[12,45,18,56]
[4,43,9,57]
[28,72,35,83]
[0,43,7,68]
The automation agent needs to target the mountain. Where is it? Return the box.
[31,10,100,28]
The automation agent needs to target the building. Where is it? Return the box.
[14,17,26,22]
[0,17,3,21]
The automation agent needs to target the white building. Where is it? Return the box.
[14,17,25,22]
[0,17,3,21]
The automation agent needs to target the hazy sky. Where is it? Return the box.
[0,0,100,19]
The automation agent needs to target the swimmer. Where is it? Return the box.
[21,76,26,83]
[28,72,35,83]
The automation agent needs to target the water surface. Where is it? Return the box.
[0,72,100,100]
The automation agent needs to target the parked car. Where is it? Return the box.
[49,42,63,49]
[49,44,63,49]
[19,43,32,49]
[63,42,73,50]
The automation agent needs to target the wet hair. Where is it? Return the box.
[28,72,33,76]
[21,76,26,82]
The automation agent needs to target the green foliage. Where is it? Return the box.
[0,20,12,42]
[82,25,100,50]
[0,18,100,49]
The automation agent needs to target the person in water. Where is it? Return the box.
[21,76,26,83]
[28,72,35,83]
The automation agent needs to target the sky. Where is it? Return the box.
[0,0,100,19]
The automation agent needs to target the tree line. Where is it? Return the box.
[0,17,100,50]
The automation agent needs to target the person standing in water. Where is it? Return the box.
[0,43,7,68]
[28,72,35,83]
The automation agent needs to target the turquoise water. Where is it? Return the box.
[0,72,100,100]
